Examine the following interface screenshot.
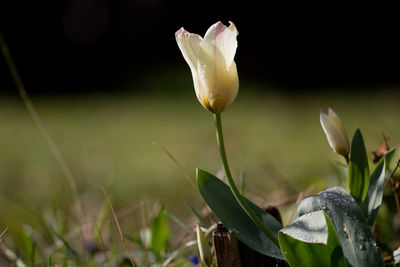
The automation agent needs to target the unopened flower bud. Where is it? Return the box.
[320,108,350,157]
[196,224,212,266]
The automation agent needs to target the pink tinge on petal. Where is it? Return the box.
[214,21,225,38]
[204,21,227,42]
[175,27,185,37]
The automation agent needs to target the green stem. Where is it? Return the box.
[213,113,279,247]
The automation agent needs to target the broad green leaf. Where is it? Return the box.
[150,207,170,255]
[348,128,370,203]
[362,148,396,225]
[196,168,284,260]
[279,211,345,267]
[298,187,384,267]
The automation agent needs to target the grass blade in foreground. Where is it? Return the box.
[279,210,345,267]
[298,187,383,267]
[348,128,370,203]
[196,168,284,260]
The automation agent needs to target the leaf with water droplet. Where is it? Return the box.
[297,186,384,267]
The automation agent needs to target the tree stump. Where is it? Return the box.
[213,206,287,267]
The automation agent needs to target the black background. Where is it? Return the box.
[1,1,399,93]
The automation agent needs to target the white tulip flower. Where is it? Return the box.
[176,21,239,114]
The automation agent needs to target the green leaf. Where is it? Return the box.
[47,255,52,267]
[196,168,284,260]
[150,206,170,255]
[348,128,370,203]
[384,146,397,165]
[298,187,384,267]
[279,210,345,267]
[362,148,396,225]
[21,225,37,265]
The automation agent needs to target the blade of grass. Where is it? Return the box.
[263,159,299,194]
[48,228,80,259]
[183,201,208,228]
[161,240,197,267]
[153,142,197,190]
[153,142,211,223]
[0,227,8,242]
[101,187,136,267]
[164,210,195,236]
[0,31,85,248]
[115,202,143,220]
[47,255,52,267]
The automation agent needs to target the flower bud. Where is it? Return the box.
[320,108,350,157]
[176,21,239,114]
[196,224,212,266]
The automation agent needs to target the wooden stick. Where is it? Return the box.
[213,222,287,267]
[213,223,241,267]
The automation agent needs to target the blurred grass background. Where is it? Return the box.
[1,72,400,243]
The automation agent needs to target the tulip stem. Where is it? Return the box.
[213,113,279,247]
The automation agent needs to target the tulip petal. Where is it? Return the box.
[175,28,202,72]
[197,56,239,114]
[328,108,350,149]
[203,21,238,70]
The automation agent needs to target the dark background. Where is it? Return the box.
[1,1,399,93]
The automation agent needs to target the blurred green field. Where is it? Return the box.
[1,82,400,263]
